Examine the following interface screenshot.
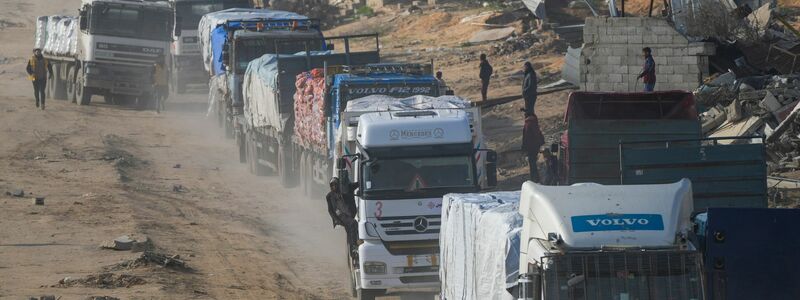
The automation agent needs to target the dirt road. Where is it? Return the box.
[0,1,351,299]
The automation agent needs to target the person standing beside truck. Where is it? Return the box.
[479,53,493,102]
[153,59,169,113]
[521,61,538,115]
[637,47,656,92]
[326,177,358,255]
[26,48,52,110]
[522,113,545,183]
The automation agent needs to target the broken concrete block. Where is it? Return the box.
[701,106,728,134]
[468,27,516,44]
[102,235,135,251]
[710,116,765,143]
[761,91,783,114]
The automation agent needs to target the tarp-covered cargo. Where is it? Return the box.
[344,95,472,112]
[198,8,309,75]
[41,16,78,57]
[242,51,331,133]
[34,16,48,49]
[440,191,522,300]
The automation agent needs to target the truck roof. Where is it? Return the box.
[357,109,472,148]
[82,0,172,9]
[519,179,694,251]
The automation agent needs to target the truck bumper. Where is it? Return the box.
[84,62,153,96]
[358,240,440,292]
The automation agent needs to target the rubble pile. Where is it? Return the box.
[489,32,538,55]
[697,73,800,171]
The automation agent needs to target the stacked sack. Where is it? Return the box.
[293,68,328,153]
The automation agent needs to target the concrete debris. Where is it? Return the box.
[698,73,800,170]
[109,251,188,270]
[489,32,538,56]
[468,27,516,44]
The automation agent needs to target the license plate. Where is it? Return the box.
[407,254,438,267]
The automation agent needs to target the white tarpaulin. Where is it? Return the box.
[42,16,77,57]
[345,95,472,112]
[440,191,522,300]
[242,54,285,131]
[34,16,47,49]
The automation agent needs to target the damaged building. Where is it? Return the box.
[570,17,716,92]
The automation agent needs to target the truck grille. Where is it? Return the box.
[383,240,438,256]
[378,214,440,236]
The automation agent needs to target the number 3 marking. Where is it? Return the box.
[374,201,383,218]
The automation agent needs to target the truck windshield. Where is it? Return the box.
[89,5,171,41]
[176,0,250,30]
[363,156,475,195]
[234,38,322,73]
[543,251,704,300]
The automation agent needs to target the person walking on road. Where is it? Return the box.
[326,177,358,256]
[637,47,656,92]
[522,61,538,115]
[26,48,52,110]
[522,113,545,183]
[479,53,493,102]
[153,60,169,113]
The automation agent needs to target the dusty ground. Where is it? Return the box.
[0,1,353,299]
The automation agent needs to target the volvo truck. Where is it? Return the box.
[517,179,705,300]
[38,0,174,107]
[168,0,250,93]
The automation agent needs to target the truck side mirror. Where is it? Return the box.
[174,17,182,37]
[486,150,498,188]
[79,9,88,31]
[549,143,558,154]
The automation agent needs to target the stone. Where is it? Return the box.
[33,197,44,205]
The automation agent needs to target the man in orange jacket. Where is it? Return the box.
[26,48,53,110]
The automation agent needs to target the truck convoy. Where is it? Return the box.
[198,8,325,137]
[36,0,173,107]
[168,0,250,93]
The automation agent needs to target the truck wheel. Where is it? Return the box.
[278,143,296,188]
[245,137,255,174]
[252,138,271,176]
[347,243,358,297]
[237,130,247,164]
[224,120,234,139]
[53,78,67,100]
[66,79,75,103]
[357,289,385,300]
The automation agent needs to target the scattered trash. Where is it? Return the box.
[33,197,45,205]
[108,251,188,271]
[6,189,24,197]
[172,184,186,193]
[54,273,145,289]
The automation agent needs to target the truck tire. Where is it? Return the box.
[347,243,358,297]
[278,142,296,188]
[245,136,255,174]
[357,289,385,300]
[237,130,247,164]
[75,71,91,106]
[49,64,67,100]
[252,138,272,176]
[224,119,234,139]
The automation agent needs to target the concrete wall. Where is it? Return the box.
[579,17,715,92]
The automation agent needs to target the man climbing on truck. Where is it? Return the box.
[326,177,358,256]
[26,48,52,110]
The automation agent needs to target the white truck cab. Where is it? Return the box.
[336,107,497,299]
[517,179,705,300]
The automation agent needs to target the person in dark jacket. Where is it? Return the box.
[521,61,538,115]
[637,47,656,92]
[479,54,493,102]
[26,48,53,110]
[522,113,545,183]
[326,177,358,255]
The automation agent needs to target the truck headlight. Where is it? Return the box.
[364,262,386,275]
